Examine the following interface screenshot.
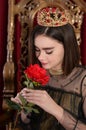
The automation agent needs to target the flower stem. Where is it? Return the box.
[13,111,21,130]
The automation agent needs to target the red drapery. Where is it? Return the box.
[80,12,86,65]
[0,0,8,113]
[80,0,86,65]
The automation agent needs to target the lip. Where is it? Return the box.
[41,62,48,66]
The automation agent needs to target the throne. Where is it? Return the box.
[1,0,86,129]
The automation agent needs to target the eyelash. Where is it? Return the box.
[46,51,53,54]
[35,49,53,55]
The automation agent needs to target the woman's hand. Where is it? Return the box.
[11,92,22,104]
[11,90,31,123]
[11,88,63,122]
[11,89,25,105]
[21,88,63,119]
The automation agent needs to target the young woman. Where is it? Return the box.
[11,7,86,130]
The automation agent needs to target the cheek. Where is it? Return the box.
[47,55,57,63]
[49,51,64,63]
[55,48,64,60]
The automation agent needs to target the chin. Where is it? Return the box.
[42,64,50,70]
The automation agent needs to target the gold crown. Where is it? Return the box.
[37,7,71,27]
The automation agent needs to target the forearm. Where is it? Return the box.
[59,110,86,130]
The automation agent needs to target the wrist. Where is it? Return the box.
[53,105,64,123]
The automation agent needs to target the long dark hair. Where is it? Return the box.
[29,23,80,75]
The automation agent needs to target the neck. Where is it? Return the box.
[49,69,64,76]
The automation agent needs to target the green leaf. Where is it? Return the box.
[29,82,34,88]
[23,106,33,113]
[32,108,39,113]
[26,103,35,107]
[19,94,27,106]
[33,81,40,87]
[23,106,39,114]
[6,99,21,111]
[24,81,29,87]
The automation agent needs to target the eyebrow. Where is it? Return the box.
[35,46,54,50]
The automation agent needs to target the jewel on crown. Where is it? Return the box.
[37,7,71,27]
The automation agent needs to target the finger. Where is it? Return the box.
[11,95,22,104]
[23,90,47,105]
[22,89,46,99]
[11,97,19,104]
[22,88,46,94]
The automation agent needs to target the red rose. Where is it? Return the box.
[7,64,49,115]
[24,64,50,86]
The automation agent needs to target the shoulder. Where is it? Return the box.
[47,66,86,92]
[67,65,86,81]
[63,65,86,84]
[60,66,86,94]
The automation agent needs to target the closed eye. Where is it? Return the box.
[35,47,40,52]
[45,50,53,54]
[35,46,54,55]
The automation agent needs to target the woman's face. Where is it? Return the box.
[34,35,64,70]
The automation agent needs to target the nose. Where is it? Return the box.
[38,51,45,61]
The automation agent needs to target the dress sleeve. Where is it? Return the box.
[60,109,86,130]
[60,76,86,130]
